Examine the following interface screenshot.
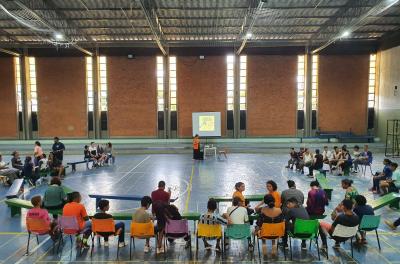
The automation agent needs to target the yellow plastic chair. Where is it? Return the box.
[91,218,122,259]
[256,222,286,260]
[129,222,156,259]
[196,223,223,253]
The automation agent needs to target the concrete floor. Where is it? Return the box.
[0,152,400,263]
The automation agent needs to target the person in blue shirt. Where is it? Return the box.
[371,159,392,194]
[353,195,374,244]
[52,137,65,163]
[353,145,373,172]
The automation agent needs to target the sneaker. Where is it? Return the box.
[204,243,212,251]
[118,242,126,248]
[248,243,254,251]
[144,245,152,253]
[215,245,221,252]
[283,244,289,250]
[301,242,307,250]
[285,166,290,169]
[82,241,90,249]
[385,220,397,230]
[184,241,191,249]
[104,241,109,247]
[321,244,328,252]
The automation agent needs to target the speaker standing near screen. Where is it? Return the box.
[193,134,202,160]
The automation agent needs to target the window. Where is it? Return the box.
[157,56,164,111]
[297,55,305,110]
[226,55,234,111]
[28,57,37,112]
[169,56,177,111]
[239,55,247,110]
[14,57,22,112]
[368,54,376,108]
[99,56,108,111]
[311,55,319,110]
[86,57,94,112]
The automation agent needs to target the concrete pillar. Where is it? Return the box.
[305,53,313,137]
[92,54,101,139]
[21,50,32,139]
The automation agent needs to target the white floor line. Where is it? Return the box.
[112,155,151,186]
[9,236,51,264]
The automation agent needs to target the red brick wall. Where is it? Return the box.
[318,55,369,135]
[36,57,87,138]
[177,56,226,137]
[0,57,18,138]
[108,56,157,137]
[247,55,297,136]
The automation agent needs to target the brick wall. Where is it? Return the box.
[318,55,369,135]
[36,57,87,138]
[0,57,18,138]
[177,56,226,137]
[108,56,157,137]
[247,55,297,136]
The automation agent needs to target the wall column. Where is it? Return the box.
[21,50,32,140]
[304,53,313,137]
[92,54,101,139]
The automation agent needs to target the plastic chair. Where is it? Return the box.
[288,219,321,261]
[57,216,83,254]
[130,222,157,260]
[256,222,286,260]
[224,224,252,252]
[91,218,122,259]
[26,218,51,255]
[164,220,192,257]
[331,224,359,258]
[196,223,223,254]
[361,161,373,177]
[359,215,381,250]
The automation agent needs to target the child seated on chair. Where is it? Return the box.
[93,199,126,248]
[132,196,153,253]
[199,198,227,252]
[27,195,59,240]
[62,192,92,248]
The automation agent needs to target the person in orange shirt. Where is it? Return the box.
[266,180,281,208]
[192,134,202,160]
[233,182,246,206]
[63,192,92,248]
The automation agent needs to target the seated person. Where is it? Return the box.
[320,199,360,248]
[306,181,329,216]
[254,194,284,256]
[282,198,310,250]
[104,142,115,164]
[89,142,101,167]
[295,147,305,172]
[224,197,251,249]
[286,148,298,170]
[11,151,24,172]
[298,148,313,174]
[93,199,126,248]
[199,198,227,252]
[232,182,254,221]
[62,192,92,248]
[351,145,361,173]
[308,149,323,177]
[322,146,333,164]
[265,180,281,208]
[23,156,38,186]
[353,195,374,244]
[48,152,64,178]
[337,148,352,176]
[0,154,21,185]
[132,196,153,253]
[353,145,373,172]
[329,146,340,171]
[341,179,359,202]
[43,177,67,218]
[380,162,399,194]
[371,159,392,194]
[281,180,304,214]
[97,144,107,166]
[27,195,51,227]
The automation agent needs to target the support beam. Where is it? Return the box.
[312,0,399,53]
[138,0,167,56]
[0,47,19,56]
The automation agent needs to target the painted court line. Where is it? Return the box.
[112,155,151,186]
[184,163,195,213]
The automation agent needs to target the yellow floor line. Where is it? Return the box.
[0,232,28,235]
[184,164,195,213]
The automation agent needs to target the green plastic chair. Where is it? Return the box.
[224,224,252,250]
[288,219,321,261]
[359,215,381,250]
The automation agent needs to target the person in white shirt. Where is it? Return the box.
[225,197,251,250]
[301,149,314,175]
[322,146,333,164]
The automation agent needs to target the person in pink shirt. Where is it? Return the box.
[26,196,51,227]
[34,141,44,166]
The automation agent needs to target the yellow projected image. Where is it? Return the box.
[199,116,215,132]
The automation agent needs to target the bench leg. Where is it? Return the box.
[72,164,76,172]
[326,190,332,200]
[11,206,21,217]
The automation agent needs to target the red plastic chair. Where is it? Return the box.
[91,218,122,260]
[26,218,51,255]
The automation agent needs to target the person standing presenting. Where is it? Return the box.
[52,137,65,163]
[193,134,201,160]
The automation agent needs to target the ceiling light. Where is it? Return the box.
[341,30,350,38]
[54,32,64,40]
[246,32,253,38]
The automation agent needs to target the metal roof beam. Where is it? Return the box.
[138,0,167,55]
[0,47,19,56]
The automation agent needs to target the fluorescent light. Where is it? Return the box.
[246,32,253,38]
[54,32,64,40]
[341,30,350,38]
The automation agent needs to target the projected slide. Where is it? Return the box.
[192,112,221,137]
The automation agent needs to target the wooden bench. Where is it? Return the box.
[318,131,351,143]
[209,194,264,203]
[5,179,24,199]
[369,192,400,211]
[316,173,333,200]
[67,160,93,172]
[337,134,374,143]
[88,194,177,209]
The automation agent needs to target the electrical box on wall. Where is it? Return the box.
[127,54,135,59]
[199,55,205,60]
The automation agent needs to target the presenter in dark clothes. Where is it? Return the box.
[193,134,201,160]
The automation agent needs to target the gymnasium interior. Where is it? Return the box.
[0,0,400,263]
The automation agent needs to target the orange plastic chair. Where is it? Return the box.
[256,222,286,260]
[196,223,223,253]
[26,218,51,255]
[91,218,122,259]
[129,222,156,259]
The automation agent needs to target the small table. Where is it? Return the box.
[203,145,217,159]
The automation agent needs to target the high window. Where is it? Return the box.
[14,57,22,112]
[311,55,319,111]
[297,55,305,111]
[86,57,94,112]
[156,56,164,111]
[368,54,377,108]
[28,57,37,112]
[239,56,247,110]
[226,55,234,111]
[169,56,177,111]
